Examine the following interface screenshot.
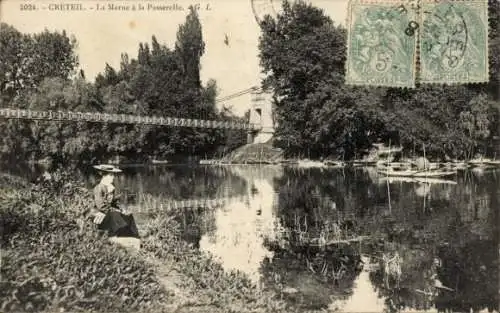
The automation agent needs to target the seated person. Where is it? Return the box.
[91,164,139,238]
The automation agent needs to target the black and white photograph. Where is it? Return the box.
[0,0,499,312]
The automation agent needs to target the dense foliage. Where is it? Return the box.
[0,6,247,165]
[258,1,500,160]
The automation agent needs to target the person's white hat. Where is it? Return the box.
[93,164,122,173]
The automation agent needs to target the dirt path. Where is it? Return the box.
[110,237,220,312]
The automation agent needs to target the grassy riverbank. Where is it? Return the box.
[0,173,295,313]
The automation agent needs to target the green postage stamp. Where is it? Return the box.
[346,0,419,88]
[346,0,489,87]
[420,0,489,84]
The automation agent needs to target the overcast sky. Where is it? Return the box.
[1,0,348,116]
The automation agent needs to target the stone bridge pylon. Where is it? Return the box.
[248,88,275,144]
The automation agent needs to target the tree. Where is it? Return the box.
[0,23,27,105]
[0,23,78,105]
[259,1,382,158]
[175,6,205,89]
[0,24,79,164]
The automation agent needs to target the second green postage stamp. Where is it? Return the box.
[346,0,418,87]
[420,0,489,84]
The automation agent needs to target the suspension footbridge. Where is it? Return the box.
[0,87,275,143]
[0,108,261,130]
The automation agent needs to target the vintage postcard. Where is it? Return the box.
[0,0,498,313]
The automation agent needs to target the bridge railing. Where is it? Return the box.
[0,108,262,130]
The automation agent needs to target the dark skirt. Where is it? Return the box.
[98,211,140,238]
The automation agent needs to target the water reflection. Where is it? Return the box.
[328,256,385,312]
[6,164,498,312]
[198,165,283,283]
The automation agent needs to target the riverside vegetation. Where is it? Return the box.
[0,172,298,313]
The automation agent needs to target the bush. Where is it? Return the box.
[0,179,169,313]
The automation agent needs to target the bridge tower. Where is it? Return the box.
[248,88,275,144]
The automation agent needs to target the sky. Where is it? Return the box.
[1,0,348,116]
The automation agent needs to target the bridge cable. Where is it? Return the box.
[215,86,261,103]
[215,88,259,102]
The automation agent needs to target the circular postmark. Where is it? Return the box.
[421,4,468,72]
[251,0,279,24]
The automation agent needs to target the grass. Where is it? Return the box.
[0,172,299,313]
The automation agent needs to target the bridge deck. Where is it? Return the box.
[0,108,260,130]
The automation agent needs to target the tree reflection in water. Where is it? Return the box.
[261,238,363,310]
[434,239,498,312]
[264,167,498,312]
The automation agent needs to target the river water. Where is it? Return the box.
[9,164,500,312]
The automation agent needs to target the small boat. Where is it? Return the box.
[444,162,468,170]
[468,157,494,167]
[259,160,276,165]
[486,160,500,166]
[351,160,377,166]
[324,160,346,167]
[411,170,456,178]
[151,159,169,164]
[379,176,419,184]
[378,161,413,170]
[427,162,441,170]
[378,167,456,178]
[199,159,224,165]
[454,164,469,170]
[378,168,419,177]
[379,176,457,185]
[297,159,326,168]
[413,177,457,185]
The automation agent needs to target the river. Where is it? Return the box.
[8,164,499,312]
